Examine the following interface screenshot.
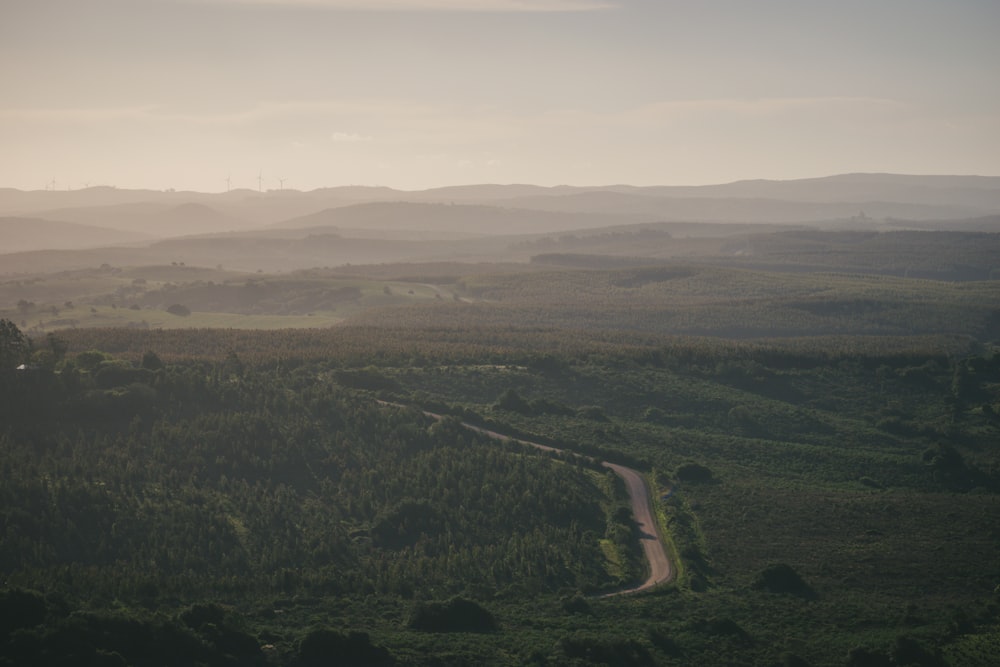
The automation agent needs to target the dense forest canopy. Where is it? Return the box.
[2,306,999,665]
[2,192,1000,665]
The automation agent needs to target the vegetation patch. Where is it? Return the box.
[407,598,497,634]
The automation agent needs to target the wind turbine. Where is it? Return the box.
[257,170,263,193]
[225,175,231,193]
[278,177,286,190]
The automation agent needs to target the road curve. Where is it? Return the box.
[377,401,674,595]
[599,462,673,595]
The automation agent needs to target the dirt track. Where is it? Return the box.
[377,401,674,594]
[599,462,673,594]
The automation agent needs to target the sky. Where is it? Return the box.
[1,0,999,192]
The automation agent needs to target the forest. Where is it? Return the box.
[1,210,1000,665]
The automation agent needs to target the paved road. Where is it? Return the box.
[377,401,674,594]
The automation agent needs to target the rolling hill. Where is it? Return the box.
[270,201,641,234]
[0,216,150,252]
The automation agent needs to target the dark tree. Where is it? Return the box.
[752,563,817,600]
[166,304,191,316]
[141,350,164,371]
[676,462,714,483]
[0,319,29,371]
[295,629,393,667]
[408,597,497,633]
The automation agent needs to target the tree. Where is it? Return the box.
[676,462,714,483]
[407,597,497,633]
[166,304,191,316]
[141,351,164,371]
[752,563,817,599]
[496,388,531,414]
[294,629,393,667]
[46,333,68,364]
[0,319,29,371]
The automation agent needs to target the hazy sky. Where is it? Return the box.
[2,0,999,191]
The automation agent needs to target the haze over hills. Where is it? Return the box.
[1,173,999,276]
[24,201,257,238]
[0,216,152,253]
[480,191,983,223]
[3,173,1000,221]
[271,201,641,235]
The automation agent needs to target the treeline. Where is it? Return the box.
[51,323,980,371]
[135,278,364,315]
[441,264,1000,339]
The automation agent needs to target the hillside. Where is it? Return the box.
[0,216,150,252]
[485,191,986,223]
[4,174,1000,233]
[271,200,639,234]
[24,201,256,237]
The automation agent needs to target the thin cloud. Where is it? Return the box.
[331,132,373,142]
[197,0,615,10]
[0,106,158,122]
[629,96,909,118]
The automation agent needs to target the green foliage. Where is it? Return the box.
[752,563,817,600]
[675,462,714,483]
[407,597,497,633]
[140,350,164,370]
[0,318,29,371]
[0,588,47,639]
[557,631,655,666]
[1,310,998,664]
[294,629,393,667]
[495,387,532,414]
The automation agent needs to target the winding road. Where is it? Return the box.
[599,462,673,595]
[377,401,674,595]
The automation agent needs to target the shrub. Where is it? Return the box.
[752,563,817,600]
[0,588,47,638]
[561,595,592,615]
[407,597,497,633]
[295,629,392,667]
[675,462,714,483]
[559,632,655,666]
[495,388,532,414]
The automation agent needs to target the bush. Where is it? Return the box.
[74,349,112,372]
[295,629,392,667]
[675,462,714,483]
[752,563,817,600]
[688,617,752,646]
[846,646,891,667]
[561,595,592,615]
[495,388,532,414]
[0,588,47,638]
[407,597,497,633]
[577,405,609,422]
[559,632,655,666]
[166,304,191,316]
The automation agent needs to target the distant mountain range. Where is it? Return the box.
[1,174,998,275]
[3,172,999,223]
[271,201,638,235]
